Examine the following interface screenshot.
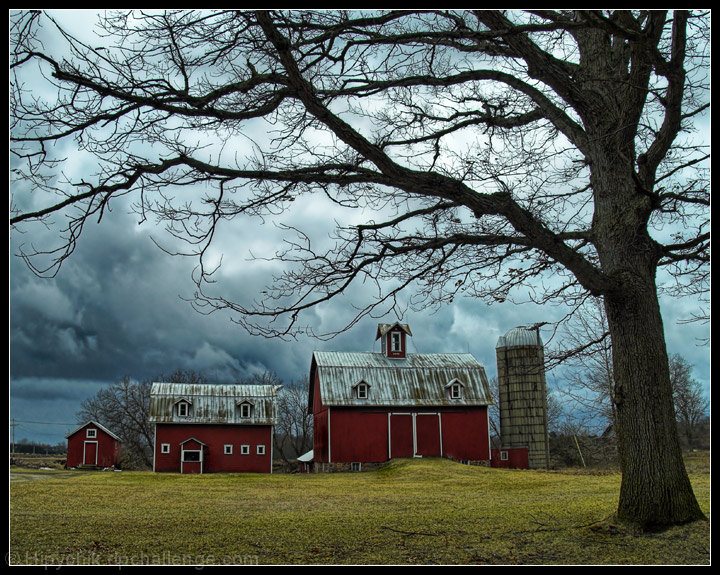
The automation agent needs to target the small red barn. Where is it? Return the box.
[149,382,281,474]
[65,421,121,469]
[307,322,494,470]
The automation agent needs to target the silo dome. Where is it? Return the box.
[496,326,543,349]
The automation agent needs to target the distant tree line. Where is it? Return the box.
[76,369,312,470]
[10,439,66,455]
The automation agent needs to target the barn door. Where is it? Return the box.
[389,413,414,458]
[415,413,442,457]
[389,413,442,459]
[83,441,98,465]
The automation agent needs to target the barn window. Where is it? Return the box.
[177,401,191,417]
[161,443,170,454]
[351,462,362,472]
[356,382,369,399]
[182,450,201,462]
[391,331,402,352]
[238,401,253,419]
[257,445,266,455]
[500,451,509,461]
[240,445,250,455]
[86,428,97,439]
[446,379,464,399]
[224,444,233,455]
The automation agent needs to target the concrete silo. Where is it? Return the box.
[496,326,550,469]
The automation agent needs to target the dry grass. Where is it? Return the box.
[9,452,709,566]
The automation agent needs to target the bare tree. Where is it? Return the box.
[273,376,313,466]
[77,369,208,469]
[11,10,708,530]
[77,377,155,469]
[551,298,615,433]
[669,354,709,449]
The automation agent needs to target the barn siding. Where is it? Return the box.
[317,406,490,464]
[154,423,273,473]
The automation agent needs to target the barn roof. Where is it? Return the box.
[310,351,493,408]
[149,382,281,425]
[65,420,121,441]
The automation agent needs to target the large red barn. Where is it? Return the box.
[65,421,121,469]
[307,323,493,470]
[149,382,281,474]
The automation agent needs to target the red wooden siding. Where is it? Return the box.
[154,423,273,473]
[313,406,490,464]
[491,447,529,469]
[66,423,121,468]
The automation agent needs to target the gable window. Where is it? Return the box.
[86,428,97,439]
[238,402,253,419]
[446,379,465,400]
[356,382,369,399]
[391,331,402,352]
[224,444,233,455]
[177,401,190,417]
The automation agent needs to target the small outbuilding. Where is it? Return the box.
[65,421,121,469]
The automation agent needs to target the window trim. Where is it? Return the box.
[238,401,253,419]
[224,444,233,455]
[391,331,402,352]
[86,428,97,439]
[177,401,190,417]
[256,445,266,455]
[240,444,250,455]
[160,443,170,454]
[356,382,369,399]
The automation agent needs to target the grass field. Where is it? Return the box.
[9,452,710,566]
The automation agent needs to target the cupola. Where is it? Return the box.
[376,322,412,359]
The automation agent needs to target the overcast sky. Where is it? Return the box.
[9,10,710,447]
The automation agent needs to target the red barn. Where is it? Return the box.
[65,421,121,469]
[149,382,281,474]
[307,323,494,470]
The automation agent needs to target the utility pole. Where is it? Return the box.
[10,418,17,455]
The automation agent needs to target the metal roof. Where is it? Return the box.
[310,351,493,407]
[65,420,121,441]
[149,382,281,425]
[496,326,543,349]
[375,322,412,339]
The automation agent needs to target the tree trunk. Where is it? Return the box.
[605,280,705,530]
[591,151,705,530]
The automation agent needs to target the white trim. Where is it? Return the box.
[83,440,99,465]
[152,424,157,472]
[257,445,266,455]
[86,428,97,439]
[161,443,170,454]
[224,444,233,455]
[487,412,492,462]
[240,444,250,455]
[327,407,331,464]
